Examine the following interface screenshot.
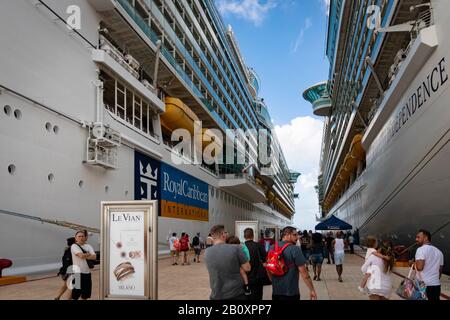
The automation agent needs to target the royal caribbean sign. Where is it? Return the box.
[135,151,209,221]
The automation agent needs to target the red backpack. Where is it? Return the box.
[265,242,292,276]
[173,238,180,250]
[180,236,189,251]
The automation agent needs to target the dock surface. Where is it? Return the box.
[1,248,449,300]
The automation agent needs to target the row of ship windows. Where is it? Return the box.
[4,105,60,134]
[6,162,288,217]
[160,28,250,130]
[139,0,255,130]
[6,164,131,195]
[101,72,157,139]
[3,105,22,119]
[192,0,257,122]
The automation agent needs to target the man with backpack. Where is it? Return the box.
[267,226,317,300]
[71,230,96,300]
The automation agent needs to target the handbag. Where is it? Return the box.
[396,264,427,300]
[76,244,95,269]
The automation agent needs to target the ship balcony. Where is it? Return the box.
[219,173,266,204]
[302,82,331,117]
[362,11,438,150]
[92,48,165,113]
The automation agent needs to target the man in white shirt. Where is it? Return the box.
[71,230,96,300]
[415,229,444,301]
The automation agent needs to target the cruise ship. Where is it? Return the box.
[303,0,450,272]
[0,0,298,275]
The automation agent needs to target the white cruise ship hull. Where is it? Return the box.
[329,0,450,273]
[0,0,290,275]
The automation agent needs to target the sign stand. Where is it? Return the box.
[100,201,158,300]
[235,221,259,243]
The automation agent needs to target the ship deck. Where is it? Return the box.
[1,247,448,300]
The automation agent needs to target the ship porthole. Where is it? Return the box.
[78,180,84,188]
[53,125,59,134]
[48,173,54,182]
[105,186,109,193]
[4,105,12,116]
[45,122,52,131]
[14,109,22,120]
[8,164,16,175]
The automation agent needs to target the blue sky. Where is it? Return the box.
[216,0,331,229]
[216,0,330,124]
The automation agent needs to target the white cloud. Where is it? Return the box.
[275,116,324,230]
[322,0,331,15]
[291,17,312,53]
[216,0,277,26]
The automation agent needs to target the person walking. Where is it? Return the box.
[353,229,360,248]
[348,232,355,254]
[300,230,311,265]
[310,232,325,281]
[325,232,335,264]
[179,232,191,266]
[71,230,96,300]
[204,225,250,300]
[332,231,345,282]
[414,229,444,301]
[55,237,75,300]
[168,233,179,266]
[243,227,268,300]
[361,240,395,300]
[269,226,317,300]
[192,232,203,263]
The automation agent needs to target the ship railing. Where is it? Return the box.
[363,6,435,131]
[200,163,218,176]
[412,8,433,37]
[98,34,161,98]
[99,35,140,80]
[387,8,433,87]
[219,172,257,184]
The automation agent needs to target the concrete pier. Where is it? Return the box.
[1,248,449,300]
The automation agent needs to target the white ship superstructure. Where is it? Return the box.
[0,0,298,275]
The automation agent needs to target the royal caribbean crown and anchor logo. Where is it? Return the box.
[134,150,209,222]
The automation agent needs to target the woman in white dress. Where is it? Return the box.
[361,241,395,300]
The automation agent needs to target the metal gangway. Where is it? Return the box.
[0,208,99,234]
